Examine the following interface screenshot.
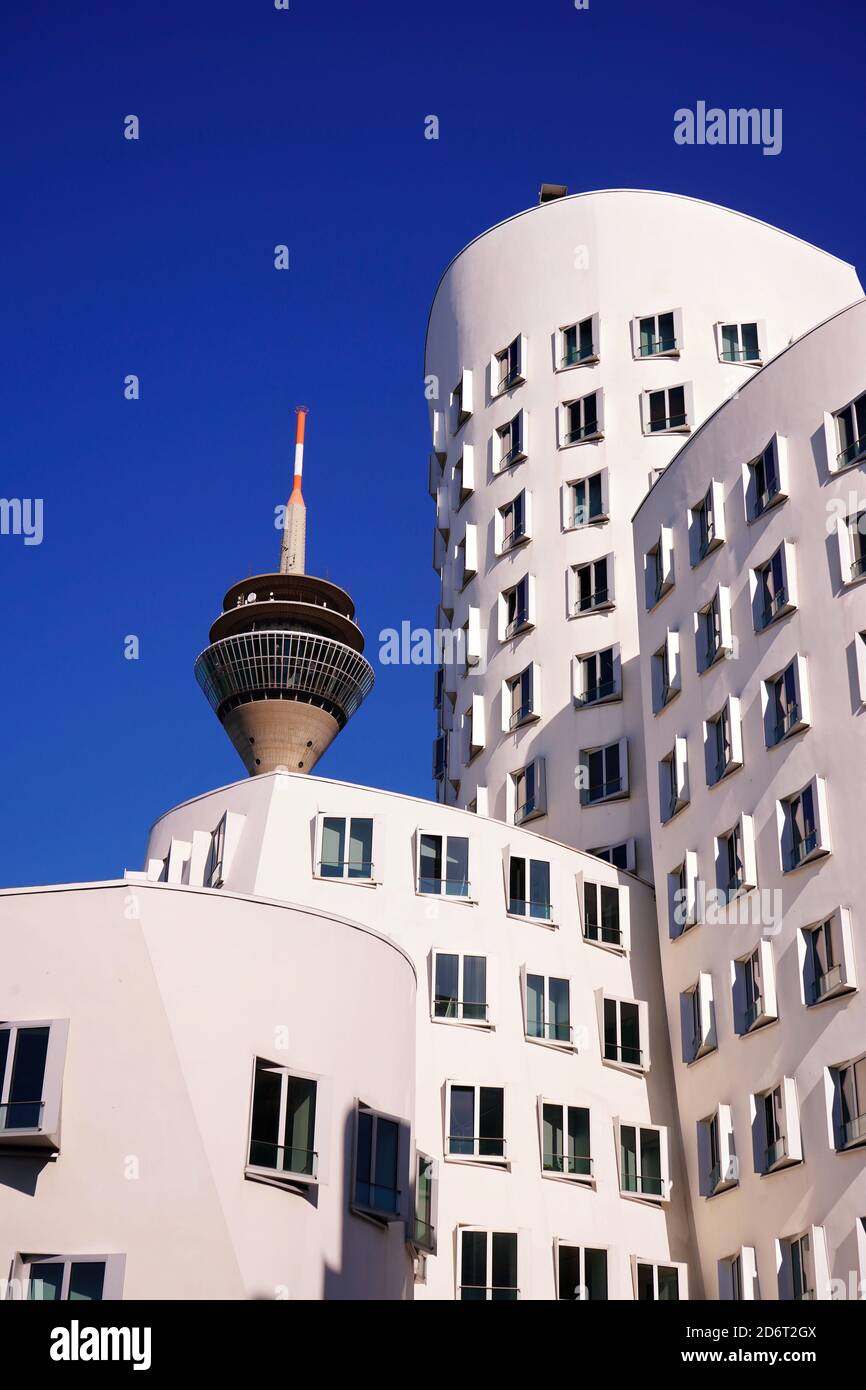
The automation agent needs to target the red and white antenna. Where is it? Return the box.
[280,407,309,575]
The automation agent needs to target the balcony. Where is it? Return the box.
[649,412,687,432]
[564,421,600,444]
[561,342,596,367]
[754,478,781,517]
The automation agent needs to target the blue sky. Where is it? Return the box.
[2,0,864,887]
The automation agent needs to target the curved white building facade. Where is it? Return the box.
[426,190,862,875]
[632,296,866,1300]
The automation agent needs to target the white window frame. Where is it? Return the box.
[558,389,605,447]
[314,813,380,885]
[716,813,757,897]
[763,654,810,747]
[573,644,622,708]
[640,381,694,435]
[696,585,733,671]
[464,693,485,762]
[431,948,491,1028]
[9,1253,126,1302]
[836,505,866,587]
[562,470,609,530]
[752,540,797,630]
[683,971,716,1061]
[743,433,789,522]
[578,874,631,952]
[0,1018,68,1152]
[456,1226,524,1300]
[502,661,541,731]
[777,775,831,873]
[557,314,600,371]
[701,1102,738,1196]
[754,1077,802,1173]
[555,1240,609,1300]
[715,319,765,366]
[494,408,528,472]
[511,756,547,824]
[451,368,473,431]
[246,1057,327,1188]
[689,479,726,565]
[570,553,615,616]
[499,574,535,641]
[827,390,866,473]
[668,851,699,939]
[802,908,857,1006]
[631,1258,687,1300]
[491,334,527,397]
[644,527,675,609]
[599,991,649,1072]
[832,1054,866,1151]
[445,1081,507,1165]
[734,940,778,1035]
[415,829,471,900]
[521,966,574,1050]
[616,1119,670,1203]
[454,443,475,503]
[719,1246,759,1301]
[495,488,531,554]
[506,850,553,924]
[538,1098,594,1183]
[351,1100,407,1223]
[457,523,478,587]
[659,736,689,823]
[651,630,680,713]
[579,738,629,806]
[704,694,743,785]
[412,1150,438,1254]
[632,308,683,359]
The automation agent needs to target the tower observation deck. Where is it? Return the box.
[194,410,375,775]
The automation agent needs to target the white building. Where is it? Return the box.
[1,188,865,1302]
[632,295,866,1301]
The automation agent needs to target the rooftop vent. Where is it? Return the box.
[539,183,568,204]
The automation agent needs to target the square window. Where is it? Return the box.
[754,1078,802,1173]
[504,663,538,729]
[559,316,598,369]
[508,855,552,921]
[496,410,527,470]
[802,909,856,1006]
[733,941,778,1035]
[318,816,374,880]
[779,777,830,872]
[634,1260,682,1300]
[579,739,628,805]
[642,384,691,434]
[696,587,733,671]
[764,657,809,746]
[13,1254,125,1302]
[572,555,614,614]
[560,390,603,445]
[831,1055,866,1150]
[719,320,762,364]
[575,644,620,706]
[603,995,646,1069]
[493,336,525,394]
[432,950,489,1024]
[618,1122,669,1200]
[582,879,627,948]
[753,542,796,629]
[512,757,546,824]
[745,436,787,521]
[634,310,680,358]
[417,832,470,897]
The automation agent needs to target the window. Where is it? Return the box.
[634,309,680,357]
[413,1152,437,1252]
[318,816,374,880]
[720,1248,758,1301]
[651,631,680,712]
[619,1122,669,1200]
[635,1262,681,1300]
[432,732,448,782]
[765,656,809,746]
[457,524,478,586]
[590,840,636,873]
[700,1105,737,1196]
[504,663,538,729]
[668,852,698,938]
[689,480,726,564]
[745,436,787,520]
[833,389,866,470]
[643,384,691,434]
[417,833,470,896]
[845,508,866,583]
[501,574,533,639]
[523,970,572,1045]
[496,410,527,469]
[696,586,733,671]
[574,644,620,706]
[498,490,528,552]
[512,757,546,824]
[15,1255,125,1302]
[454,444,475,503]
[0,1019,67,1151]
[557,1243,607,1300]
[572,555,613,613]
[579,738,628,805]
[459,1229,519,1300]
[753,542,796,629]
[432,951,489,1024]
[716,814,757,898]
[541,1103,592,1179]
[582,879,628,948]
[508,856,551,921]
[779,777,830,872]
[803,909,856,1005]
[735,942,779,1034]
[682,972,715,1061]
[603,996,645,1069]
[559,315,598,369]
[756,1078,802,1173]
[705,696,743,784]
[464,694,485,761]
[205,814,226,887]
[446,1083,506,1161]
[719,320,761,363]
[659,737,689,823]
[644,528,674,608]
[248,1058,319,1181]
[451,369,473,431]
[561,390,603,445]
[493,335,525,393]
[568,472,607,528]
[463,605,483,666]
[832,1055,866,1150]
[354,1103,404,1218]
[782,1233,816,1301]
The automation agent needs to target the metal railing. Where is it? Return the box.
[195,630,375,727]
[413,1216,435,1249]
[843,1113,866,1146]
[514,798,538,824]
[564,421,599,444]
[459,1284,519,1301]
[761,587,789,627]
[764,1136,788,1170]
[434,998,489,1022]
[712,754,731,783]
[561,343,595,367]
[508,701,533,729]
[837,435,866,469]
[584,776,623,804]
[501,523,526,551]
[526,1020,573,1044]
[508,897,552,921]
[621,1172,665,1197]
[578,679,616,706]
[754,479,780,516]
[605,1042,643,1066]
[0,1099,44,1131]
[649,413,687,432]
[504,612,529,639]
[811,963,843,1003]
[697,527,716,561]
[704,636,723,668]
[248,1139,318,1178]
[447,1135,506,1159]
[574,587,609,613]
[787,828,818,871]
[851,554,866,581]
[543,1152,593,1177]
[318,858,373,880]
[418,875,470,897]
[639,336,678,356]
[584,919,622,946]
[773,702,801,743]
[722,345,760,362]
[743,995,764,1031]
[499,442,524,468]
[497,365,522,392]
[354,1180,400,1215]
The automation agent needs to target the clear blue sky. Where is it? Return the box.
[2,0,864,887]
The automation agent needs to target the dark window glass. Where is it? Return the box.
[9,1027,49,1128]
[68,1262,106,1302]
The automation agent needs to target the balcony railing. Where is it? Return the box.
[704,635,723,668]
[743,995,764,1031]
[604,1042,643,1067]
[574,588,609,614]
[0,1099,45,1131]
[504,612,529,639]
[514,797,539,824]
[501,523,526,551]
[621,1172,665,1197]
[842,1113,866,1146]
[811,963,843,1004]
[753,479,780,516]
[837,435,866,469]
[564,421,599,444]
[460,1284,519,1301]
[499,442,524,468]
[649,413,687,432]
[851,553,866,581]
[584,776,623,804]
[773,702,801,744]
[722,345,760,363]
[434,997,489,1022]
[318,858,373,880]
[787,827,818,871]
[584,919,622,946]
[578,679,617,706]
[447,1134,506,1159]
[764,1136,788,1170]
[497,364,522,392]
[561,343,595,367]
[508,701,533,729]
[248,1139,318,1179]
[761,586,789,628]
[639,336,678,356]
[354,1180,400,1215]
[418,875,470,897]
[543,1152,593,1178]
[508,897,552,921]
[527,1020,573,1044]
